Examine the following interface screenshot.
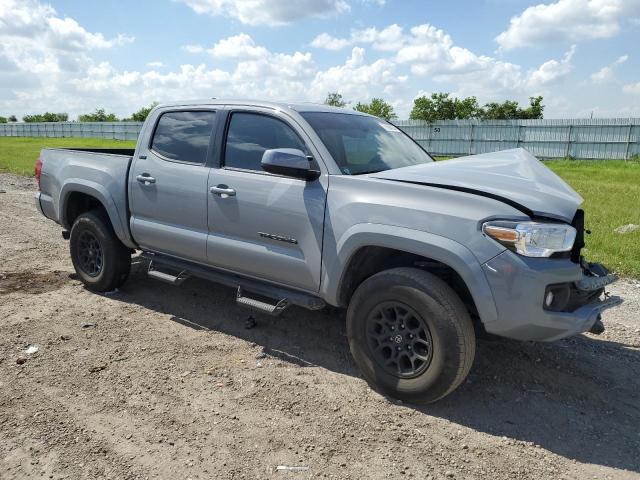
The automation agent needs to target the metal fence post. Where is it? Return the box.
[565,125,572,158]
[624,124,632,160]
[469,123,474,155]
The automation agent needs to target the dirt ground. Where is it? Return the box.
[1,172,639,480]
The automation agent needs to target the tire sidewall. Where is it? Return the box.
[348,271,469,403]
[70,212,123,292]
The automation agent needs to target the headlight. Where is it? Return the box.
[482,221,576,258]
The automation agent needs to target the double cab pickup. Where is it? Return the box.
[34,100,622,402]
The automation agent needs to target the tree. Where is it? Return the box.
[409,93,482,122]
[410,92,545,121]
[481,100,520,120]
[0,116,6,124]
[520,96,544,119]
[324,92,347,108]
[125,102,159,122]
[23,112,68,122]
[78,108,118,122]
[353,98,397,120]
[481,96,544,120]
[8,115,17,122]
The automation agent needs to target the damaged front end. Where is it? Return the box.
[542,209,623,333]
[481,207,623,342]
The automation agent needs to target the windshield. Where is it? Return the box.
[300,112,433,175]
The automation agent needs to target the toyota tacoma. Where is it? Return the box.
[34,100,622,402]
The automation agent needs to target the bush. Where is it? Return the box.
[324,92,347,108]
[123,102,159,122]
[409,93,545,121]
[353,98,397,120]
[23,112,69,122]
[78,109,118,122]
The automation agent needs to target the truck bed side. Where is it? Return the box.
[37,148,136,248]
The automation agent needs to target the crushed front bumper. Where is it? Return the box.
[481,250,622,342]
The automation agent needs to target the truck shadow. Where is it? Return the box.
[112,260,640,474]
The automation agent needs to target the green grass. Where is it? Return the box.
[1,137,638,276]
[544,160,640,277]
[0,137,136,175]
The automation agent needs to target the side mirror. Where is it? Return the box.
[261,148,320,181]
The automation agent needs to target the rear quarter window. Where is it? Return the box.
[151,111,216,164]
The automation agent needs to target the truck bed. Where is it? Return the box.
[37,147,136,248]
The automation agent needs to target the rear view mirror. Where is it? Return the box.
[261,148,320,181]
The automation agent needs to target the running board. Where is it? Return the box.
[236,287,289,316]
[147,261,189,285]
[140,252,326,311]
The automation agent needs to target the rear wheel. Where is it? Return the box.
[347,267,475,403]
[70,210,131,292]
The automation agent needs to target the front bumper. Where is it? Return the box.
[481,250,622,341]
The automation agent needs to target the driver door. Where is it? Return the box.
[206,109,328,292]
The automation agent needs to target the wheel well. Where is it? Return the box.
[337,246,479,319]
[65,192,107,228]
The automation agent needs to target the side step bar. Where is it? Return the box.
[140,252,325,313]
[236,287,289,316]
[147,260,189,285]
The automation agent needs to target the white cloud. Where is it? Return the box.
[182,44,204,54]
[392,25,576,100]
[311,47,405,100]
[179,0,349,26]
[47,17,134,50]
[496,0,640,50]
[623,82,640,95]
[311,24,404,51]
[310,33,352,50]
[208,33,269,59]
[0,0,135,118]
[0,2,634,121]
[590,66,614,83]
[527,45,576,87]
[590,54,628,83]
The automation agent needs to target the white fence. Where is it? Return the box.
[395,118,640,159]
[1,118,639,159]
[0,122,142,141]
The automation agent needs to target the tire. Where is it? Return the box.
[346,267,475,404]
[69,210,131,292]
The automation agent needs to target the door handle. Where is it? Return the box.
[136,174,156,184]
[210,185,236,197]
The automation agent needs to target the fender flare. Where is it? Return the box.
[59,179,134,248]
[322,223,498,324]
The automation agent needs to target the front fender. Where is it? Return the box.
[321,223,498,324]
[59,179,134,248]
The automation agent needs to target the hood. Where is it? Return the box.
[369,148,582,222]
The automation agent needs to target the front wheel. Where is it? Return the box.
[69,210,131,292]
[346,267,475,403]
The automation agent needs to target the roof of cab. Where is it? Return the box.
[155,99,367,116]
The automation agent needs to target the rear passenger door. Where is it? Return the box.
[206,108,328,292]
[129,109,218,263]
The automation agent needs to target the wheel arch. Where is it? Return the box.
[59,180,135,248]
[324,224,498,325]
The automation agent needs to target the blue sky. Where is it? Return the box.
[1,0,639,119]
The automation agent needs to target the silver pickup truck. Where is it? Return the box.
[34,100,622,402]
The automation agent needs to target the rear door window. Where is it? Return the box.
[151,111,216,164]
